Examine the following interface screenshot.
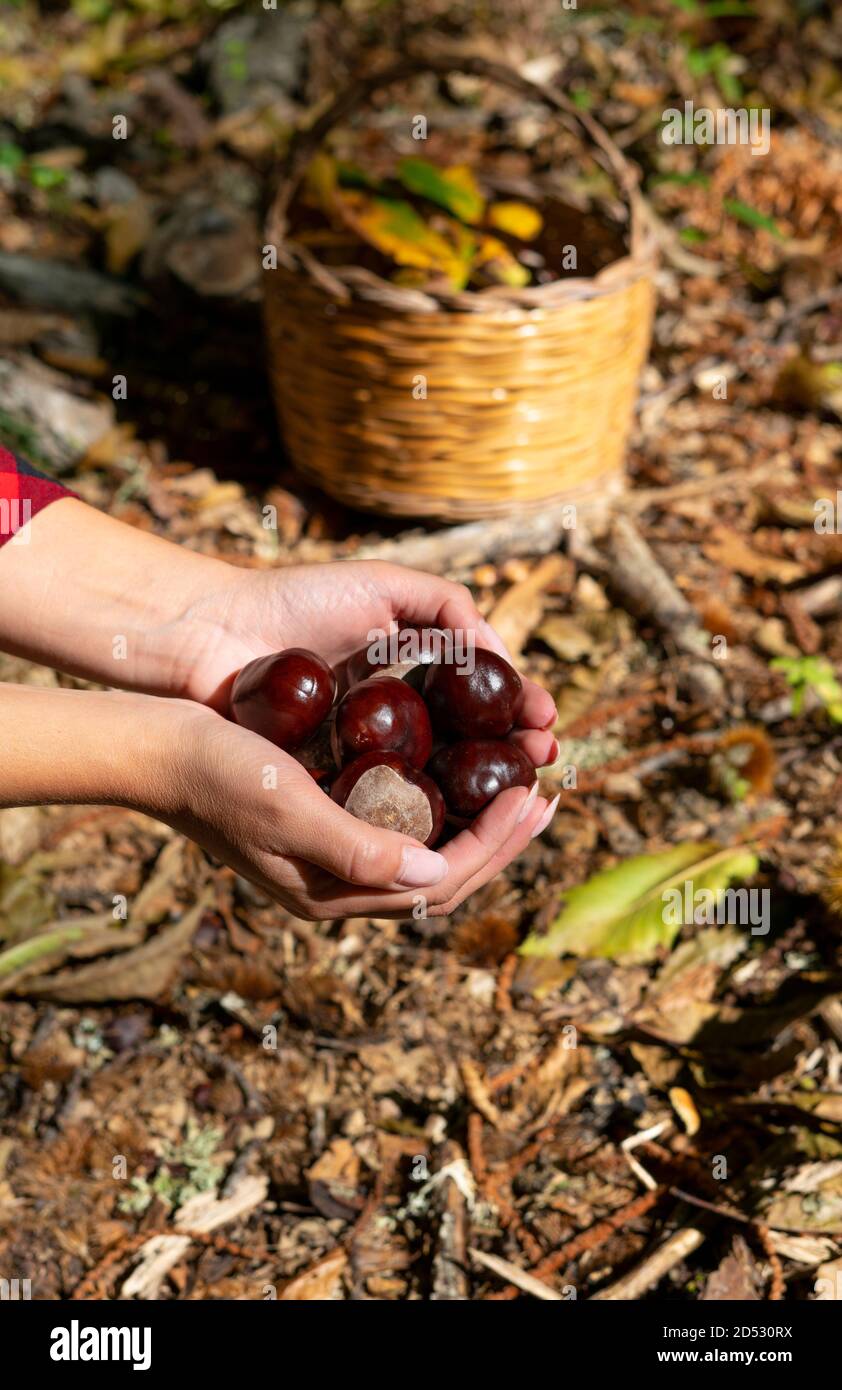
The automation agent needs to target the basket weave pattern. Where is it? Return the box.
[264,53,657,520]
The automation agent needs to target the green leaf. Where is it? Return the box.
[0,924,87,981]
[336,160,381,191]
[650,171,711,188]
[702,1,755,15]
[519,842,759,964]
[771,655,842,723]
[0,142,24,172]
[724,197,783,238]
[396,159,484,224]
[29,164,68,190]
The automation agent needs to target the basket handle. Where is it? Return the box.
[267,46,644,252]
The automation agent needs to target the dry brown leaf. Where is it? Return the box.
[19,893,211,1003]
[702,1236,761,1301]
[704,528,807,585]
[280,1248,347,1301]
[487,553,568,661]
[307,1139,362,1220]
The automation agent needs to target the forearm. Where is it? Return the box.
[0,681,187,813]
[0,498,243,698]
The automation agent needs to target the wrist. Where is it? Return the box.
[0,683,207,816]
[0,498,246,701]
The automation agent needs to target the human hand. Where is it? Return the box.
[170,701,556,920]
[179,559,558,767]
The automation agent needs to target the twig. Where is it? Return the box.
[603,516,724,705]
[487,1188,663,1300]
[431,1142,470,1301]
[351,463,793,578]
[471,1247,565,1301]
[590,1220,707,1301]
[466,1112,488,1186]
[461,1058,504,1130]
[495,953,518,1014]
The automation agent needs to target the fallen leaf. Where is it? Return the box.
[17,894,211,1002]
[702,1236,761,1301]
[535,614,595,662]
[487,553,567,661]
[762,1163,842,1234]
[519,843,759,964]
[307,1139,362,1220]
[704,528,806,585]
[280,1248,347,1301]
[633,926,748,1043]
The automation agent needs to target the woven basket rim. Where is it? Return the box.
[266,48,658,315]
[268,230,657,314]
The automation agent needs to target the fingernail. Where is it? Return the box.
[531,793,560,839]
[546,738,560,763]
[397,846,449,887]
[516,781,539,824]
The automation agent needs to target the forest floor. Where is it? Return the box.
[1,1,842,1301]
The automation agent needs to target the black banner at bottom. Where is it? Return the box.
[3,1297,835,1377]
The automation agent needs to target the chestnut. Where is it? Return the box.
[424,649,523,739]
[292,714,336,777]
[428,739,535,820]
[346,626,444,690]
[332,676,432,769]
[231,648,336,751]
[331,752,445,847]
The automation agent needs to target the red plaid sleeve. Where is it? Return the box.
[0,444,76,546]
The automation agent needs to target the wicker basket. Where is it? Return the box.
[264,52,656,520]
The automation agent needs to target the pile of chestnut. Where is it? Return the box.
[229,630,537,848]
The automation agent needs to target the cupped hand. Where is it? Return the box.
[170,703,555,921]
[181,559,558,765]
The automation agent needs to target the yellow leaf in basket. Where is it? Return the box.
[472,234,531,287]
[304,152,339,213]
[343,193,461,274]
[488,200,543,241]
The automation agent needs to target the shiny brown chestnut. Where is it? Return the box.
[231,648,336,751]
[346,625,445,689]
[428,739,535,820]
[331,752,445,847]
[332,676,433,769]
[424,649,523,739]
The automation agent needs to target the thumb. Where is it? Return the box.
[284,771,449,890]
